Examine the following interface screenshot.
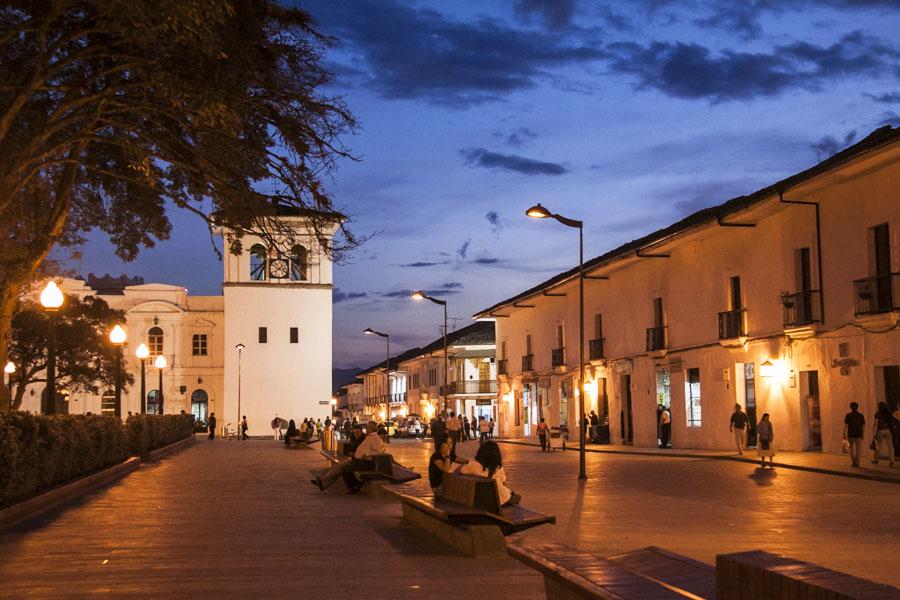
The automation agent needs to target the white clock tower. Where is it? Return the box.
[222,214,339,436]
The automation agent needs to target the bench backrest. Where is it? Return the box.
[372,454,394,475]
[440,473,501,514]
[717,550,900,600]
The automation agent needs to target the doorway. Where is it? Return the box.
[743,364,758,447]
[523,383,535,437]
[620,374,633,444]
[656,370,671,448]
[191,389,209,432]
[801,370,822,451]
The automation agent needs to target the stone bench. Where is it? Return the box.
[384,473,554,558]
[507,542,714,600]
[716,550,900,599]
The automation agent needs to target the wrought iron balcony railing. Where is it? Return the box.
[551,347,565,367]
[589,338,604,360]
[853,273,899,316]
[645,326,666,351]
[781,290,822,326]
[717,309,745,339]
[440,380,498,395]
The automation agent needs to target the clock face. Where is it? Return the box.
[269,258,289,279]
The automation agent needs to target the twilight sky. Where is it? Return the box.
[65,0,900,368]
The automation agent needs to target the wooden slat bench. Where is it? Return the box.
[285,436,319,449]
[607,547,715,600]
[384,473,554,558]
[312,452,420,495]
[716,550,900,599]
[508,543,706,600]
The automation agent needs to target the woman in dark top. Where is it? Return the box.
[428,438,453,492]
[873,402,895,466]
[284,419,298,445]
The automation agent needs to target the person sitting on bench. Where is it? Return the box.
[428,437,453,494]
[284,419,299,445]
[341,421,384,494]
[458,441,521,506]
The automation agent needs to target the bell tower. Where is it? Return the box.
[222,214,340,436]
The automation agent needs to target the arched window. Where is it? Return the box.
[147,390,160,415]
[191,389,208,424]
[148,326,164,355]
[290,244,308,281]
[250,244,268,281]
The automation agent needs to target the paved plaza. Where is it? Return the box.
[0,438,898,599]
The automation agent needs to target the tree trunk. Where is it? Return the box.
[0,288,12,411]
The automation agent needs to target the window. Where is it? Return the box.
[258,327,267,343]
[653,297,664,327]
[525,334,532,355]
[249,244,268,281]
[685,368,701,427]
[101,391,116,416]
[147,390,161,415]
[729,276,742,310]
[289,327,298,343]
[192,334,208,356]
[556,324,564,348]
[148,326,164,355]
[411,373,420,389]
[428,368,437,387]
[290,244,308,281]
[594,313,603,339]
[501,341,507,360]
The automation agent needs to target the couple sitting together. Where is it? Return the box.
[429,438,522,506]
[310,420,384,494]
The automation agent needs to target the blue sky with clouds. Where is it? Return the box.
[68,0,900,368]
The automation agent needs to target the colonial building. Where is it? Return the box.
[16,213,340,437]
[475,126,900,455]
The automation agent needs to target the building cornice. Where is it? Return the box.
[222,282,333,290]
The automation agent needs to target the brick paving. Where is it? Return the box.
[1,436,898,599]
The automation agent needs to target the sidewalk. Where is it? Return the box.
[496,438,900,484]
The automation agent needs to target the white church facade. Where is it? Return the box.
[16,216,338,437]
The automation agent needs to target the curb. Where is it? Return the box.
[0,457,141,532]
[0,435,198,533]
[495,439,900,485]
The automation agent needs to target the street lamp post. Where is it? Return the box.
[109,324,127,418]
[412,291,449,412]
[135,343,149,414]
[526,203,587,481]
[4,361,14,408]
[154,354,167,414]
[363,328,390,416]
[235,343,245,438]
[39,281,64,414]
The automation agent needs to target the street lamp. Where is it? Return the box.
[363,328,390,414]
[135,343,149,414]
[39,281,64,414]
[412,291,449,412]
[235,343,245,438]
[109,324,126,418]
[526,202,587,481]
[4,361,14,408]
[154,354,167,415]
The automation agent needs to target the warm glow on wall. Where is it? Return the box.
[760,359,789,382]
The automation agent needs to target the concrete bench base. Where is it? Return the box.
[401,502,507,558]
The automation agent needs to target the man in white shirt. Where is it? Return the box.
[445,411,461,460]
[341,421,384,494]
[478,416,492,446]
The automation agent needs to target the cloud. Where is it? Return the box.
[514,0,576,30]
[304,0,605,107]
[485,210,504,235]
[333,289,369,303]
[506,127,539,147]
[863,91,900,103]
[461,148,568,175]
[398,260,451,268]
[878,111,900,127]
[457,238,471,259]
[809,130,857,161]
[473,257,502,265]
[381,283,463,298]
[607,31,900,101]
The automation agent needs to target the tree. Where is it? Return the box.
[0,1,358,408]
[5,294,133,411]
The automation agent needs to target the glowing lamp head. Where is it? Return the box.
[135,343,150,360]
[235,343,245,352]
[759,360,775,378]
[411,290,426,301]
[525,203,552,219]
[39,281,64,310]
[154,355,167,370]
[109,324,127,345]
[329,398,337,405]
[363,327,375,335]
[4,361,14,375]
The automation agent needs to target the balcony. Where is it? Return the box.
[717,309,745,340]
[522,354,534,372]
[589,338,604,361]
[551,347,565,368]
[388,392,407,404]
[440,380,498,396]
[781,290,822,326]
[497,359,508,376]
[853,273,899,316]
[645,326,666,352]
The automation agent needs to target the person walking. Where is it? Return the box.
[730,403,748,455]
[208,413,217,441]
[658,406,671,449]
[537,417,550,452]
[756,413,775,467]
[478,415,491,447]
[893,404,900,458]
[872,401,895,466]
[488,417,495,439]
[843,402,865,468]
[446,411,461,458]
[240,415,249,440]
[589,410,599,443]
[463,416,472,441]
